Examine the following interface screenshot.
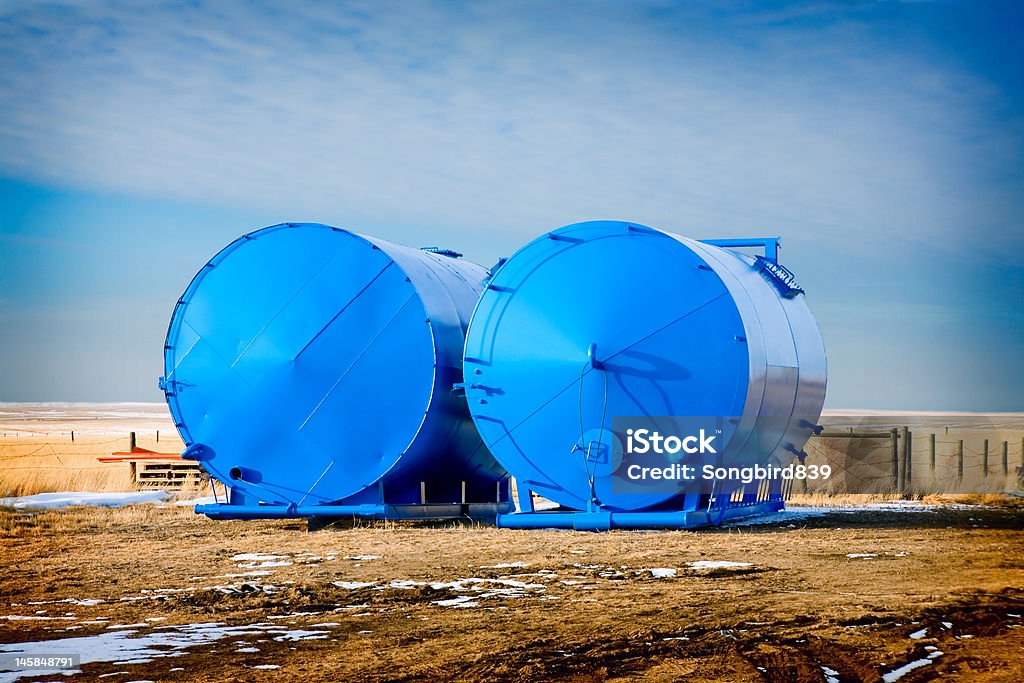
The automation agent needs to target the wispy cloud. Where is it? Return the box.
[1,0,1018,254]
[0,1,1020,407]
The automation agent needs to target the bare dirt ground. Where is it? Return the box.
[1,501,1022,682]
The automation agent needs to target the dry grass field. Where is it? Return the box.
[0,405,1022,682]
[0,404,185,498]
[1,501,1022,682]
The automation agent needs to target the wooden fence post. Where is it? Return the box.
[1002,441,1008,476]
[129,431,136,451]
[899,426,909,493]
[906,430,913,490]
[929,434,936,474]
[957,440,964,483]
[982,438,989,477]
[890,428,899,493]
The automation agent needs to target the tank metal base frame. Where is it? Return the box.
[195,501,513,521]
[495,481,785,531]
[193,474,516,522]
[494,500,783,530]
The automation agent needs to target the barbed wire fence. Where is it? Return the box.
[804,428,1024,495]
[0,431,193,495]
[3,426,1022,496]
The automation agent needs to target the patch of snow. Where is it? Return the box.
[23,598,104,607]
[686,561,753,570]
[909,629,927,639]
[482,561,530,569]
[206,582,280,595]
[229,554,288,562]
[0,622,318,682]
[235,647,259,653]
[248,665,280,670]
[941,621,953,629]
[376,576,549,607]
[847,553,879,559]
[0,491,168,510]
[434,596,479,608]
[332,581,375,590]
[430,578,545,592]
[822,665,840,683]
[723,508,831,527]
[230,554,293,569]
[272,630,328,642]
[345,555,381,561]
[173,496,216,507]
[725,501,979,528]
[881,649,943,683]
[649,568,677,578]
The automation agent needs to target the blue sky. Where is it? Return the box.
[0,0,1021,410]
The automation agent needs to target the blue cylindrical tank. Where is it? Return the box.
[162,222,507,508]
[463,220,826,512]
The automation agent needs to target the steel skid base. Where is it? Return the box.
[195,502,513,521]
[495,499,784,530]
[495,482,786,531]
[194,478,515,522]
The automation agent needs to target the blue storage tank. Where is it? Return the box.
[161,222,510,519]
[463,220,826,529]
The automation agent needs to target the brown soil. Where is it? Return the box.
[0,503,1022,682]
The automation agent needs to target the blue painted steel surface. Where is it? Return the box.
[465,220,827,519]
[162,223,507,511]
[495,499,784,530]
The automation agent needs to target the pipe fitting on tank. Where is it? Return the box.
[181,443,213,462]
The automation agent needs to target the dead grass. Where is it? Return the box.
[921,492,1024,508]
[0,503,1021,682]
[787,492,1024,510]
[0,501,198,537]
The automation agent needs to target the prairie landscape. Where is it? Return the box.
[0,404,1022,682]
